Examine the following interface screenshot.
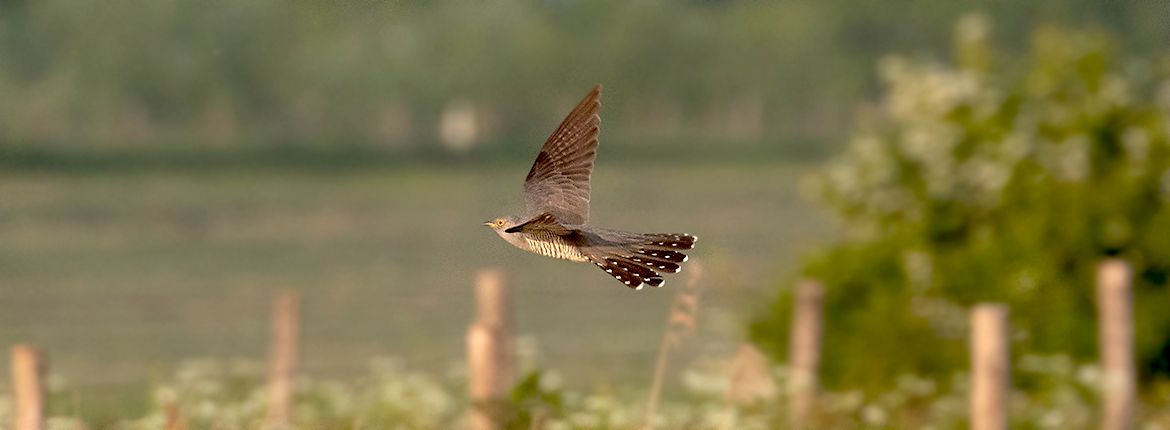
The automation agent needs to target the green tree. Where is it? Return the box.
[751,15,1170,391]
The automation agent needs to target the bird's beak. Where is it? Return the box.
[482,220,494,227]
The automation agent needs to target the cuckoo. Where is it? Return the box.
[484,85,697,290]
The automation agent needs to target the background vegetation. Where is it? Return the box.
[751,12,1170,393]
[2,0,1168,427]
[0,0,1162,163]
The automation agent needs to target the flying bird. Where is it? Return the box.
[484,85,697,290]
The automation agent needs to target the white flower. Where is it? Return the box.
[956,13,990,46]
[1124,127,1151,174]
[46,418,86,430]
[862,404,888,426]
[569,411,602,427]
[1099,74,1131,107]
[1040,410,1066,428]
[1076,365,1101,388]
[895,373,937,397]
[1040,135,1090,182]
[1161,168,1170,201]
[539,370,564,392]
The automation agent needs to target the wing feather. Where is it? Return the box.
[522,85,601,225]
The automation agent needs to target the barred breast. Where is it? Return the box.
[523,231,589,262]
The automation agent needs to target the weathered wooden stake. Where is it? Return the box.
[467,268,514,430]
[788,279,824,429]
[1097,259,1135,430]
[970,304,1009,430]
[165,404,188,430]
[11,344,44,430]
[263,290,300,430]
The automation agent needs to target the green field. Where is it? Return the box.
[0,160,831,412]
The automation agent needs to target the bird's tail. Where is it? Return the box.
[585,233,697,290]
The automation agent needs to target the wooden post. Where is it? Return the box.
[788,279,824,429]
[263,290,300,430]
[467,269,514,430]
[970,304,1009,430]
[1097,259,1135,430]
[165,404,188,430]
[11,345,44,430]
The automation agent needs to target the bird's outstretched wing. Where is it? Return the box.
[522,85,601,225]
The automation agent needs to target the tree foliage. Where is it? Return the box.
[751,15,1170,391]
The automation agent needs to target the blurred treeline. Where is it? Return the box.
[0,0,1162,165]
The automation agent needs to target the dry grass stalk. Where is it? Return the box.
[788,279,824,429]
[11,344,44,430]
[643,261,704,430]
[1097,259,1135,430]
[263,290,300,430]
[970,303,1009,430]
[468,268,515,430]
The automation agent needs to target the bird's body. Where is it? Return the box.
[519,228,590,262]
[484,85,696,290]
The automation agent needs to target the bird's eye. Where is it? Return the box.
[495,219,505,226]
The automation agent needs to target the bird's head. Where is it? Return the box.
[482,215,522,234]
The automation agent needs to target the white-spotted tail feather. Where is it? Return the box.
[587,233,696,290]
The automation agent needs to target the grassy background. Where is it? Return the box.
[0,158,831,417]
